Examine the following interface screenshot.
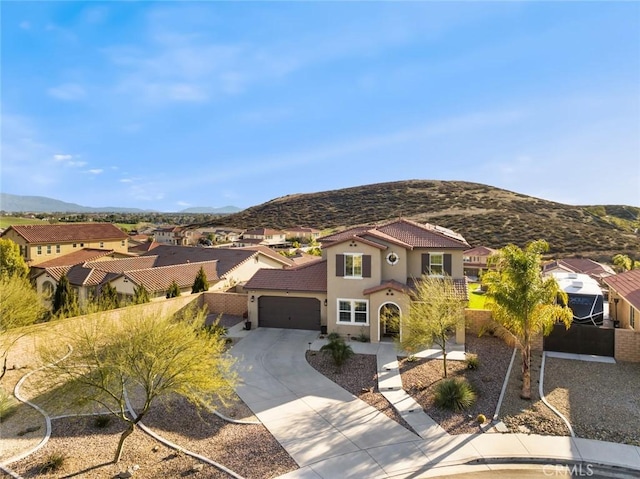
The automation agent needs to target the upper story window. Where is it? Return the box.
[37,245,42,255]
[73,243,77,248]
[336,253,371,278]
[46,245,52,255]
[631,307,636,329]
[422,253,452,276]
[121,240,125,246]
[56,244,61,253]
[100,242,104,248]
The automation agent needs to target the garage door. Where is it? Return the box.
[258,296,321,330]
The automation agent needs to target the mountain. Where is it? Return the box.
[179,206,242,214]
[198,180,640,259]
[0,193,241,214]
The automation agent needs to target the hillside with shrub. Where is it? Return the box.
[200,180,639,259]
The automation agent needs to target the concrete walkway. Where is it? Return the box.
[230,329,640,479]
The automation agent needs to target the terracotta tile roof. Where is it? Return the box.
[6,223,128,243]
[84,256,158,273]
[122,260,220,293]
[245,260,327,293]
[464,246,496,256]
[36,266,71,282]
[128,241,161,254]
[543,258,615,280]
[65,264,113,286]
[288,250,322,266]
[603,269,640,310]
[33,248,115,268]
[141,244,277,276]
[406,277,469,301]
[236,245,295,267]
[319,219,468,249]
[284,226,321,234]
[243,228,285,236]
[363,280,411,295]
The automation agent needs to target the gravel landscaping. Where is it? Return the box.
[498,350,570,437]
[543,357,640,446]
[305,350,415,433]
[399,334,513,434]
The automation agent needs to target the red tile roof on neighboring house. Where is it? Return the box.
[128,240,161,254]
[84,256,158,273]
[463,246,496,256]
[284,226,321,234]
[236,245,295,267]
[543,258,615,282]
[245,260,327,293]
[122,260,220,293]
[319,218,469,250]
[288,250,322,266]
[32,248,115,268]
[5,223,128,243]
[244,228,286,236]
[603,269,640,310]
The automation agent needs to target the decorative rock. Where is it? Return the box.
[152,446,160,452]
[518,424,531,434]
[118,471,132,478]
[192,463,205,472]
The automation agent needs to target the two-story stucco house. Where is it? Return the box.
[235,228,287,247]
[462,245,496,279]
[245,218,469,342]
[1,223,128,266]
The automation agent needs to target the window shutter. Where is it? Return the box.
[362,255,371,278]
[336,254,345,277]
[444,254,452,276]
[422,254,430,274]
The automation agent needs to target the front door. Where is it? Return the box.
[380,303,400,339]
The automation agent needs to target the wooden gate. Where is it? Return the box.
[544,323,615,357]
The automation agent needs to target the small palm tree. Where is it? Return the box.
[320,337,354,370]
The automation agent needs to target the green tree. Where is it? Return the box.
[132,284,150,304]
[0,238,29,279]
[398,275,467,378]
[40,305,236,463]
[52,273,80,318]
[612,254,633,272]
[97,283,120,310]
[191,266,209,294]
[166,280,181,298]
[482,240,573,399]
[0,275,45,381]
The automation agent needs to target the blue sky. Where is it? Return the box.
[2,1,639,212]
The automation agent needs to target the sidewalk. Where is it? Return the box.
[232,329,640,479]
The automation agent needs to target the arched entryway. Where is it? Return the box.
[379,302,400,341]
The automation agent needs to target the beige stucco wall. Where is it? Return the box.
[225,254,287,289]
[245,289,327,327]
[407,248,465,279]
[609,291,638,331]
[3,230,128,266]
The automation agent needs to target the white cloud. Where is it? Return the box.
[48,83,86,101]
[53,154,73,161]
[52,154,86,167]
[67,160,87,167]
[87,169,103,175]
[119,178,133,183]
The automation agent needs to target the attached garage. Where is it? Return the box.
[258,296,321,330]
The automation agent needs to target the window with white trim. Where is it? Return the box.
[46,245,51,255]
[37,245,42,255]
[100,242,104,248]
[337,299,369,324]
[631,306,636,329]
[56,244,61,253]
[345,253,362,278]
[429,253,444,275]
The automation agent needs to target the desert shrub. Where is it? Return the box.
[94,414,112,428]
[476,413,487,424]
[0,389,18,422]
[433,378,476,411]
[465,353,480,370]
[326,332,341,341]
[40,453,66,474]
[320,337,354,369]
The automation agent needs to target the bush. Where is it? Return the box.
[320,337,354,369]
[465,353,480,370]
[326,332,341,341]
[40,453,66,474]
[433,378,477,411]
[94,415,112,428]
[476,413,487,424]
[0,389,18,422]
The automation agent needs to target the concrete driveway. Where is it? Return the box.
[230,328,423,478]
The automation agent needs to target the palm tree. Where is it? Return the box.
[482,240,572,399]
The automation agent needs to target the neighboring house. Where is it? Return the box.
[155,226,203,246]
[32,244,294,305]
[604,269,640,331]
[0,223,128,266]
[462,246,496,279]
[543,258,615,286]
[245,218,469,342]
[128,240,161,255]
[283,226,322,242]
[198,228,244,244]
[236,228,287,247]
